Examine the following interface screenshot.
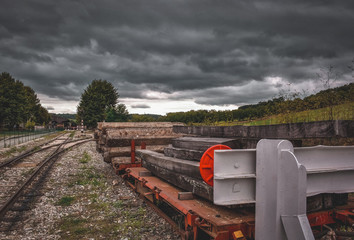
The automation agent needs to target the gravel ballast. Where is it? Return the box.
[0,137,180,240]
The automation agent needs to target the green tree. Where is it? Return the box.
[130,114,155,122]
[76,79,119,128]
[105,104,129,122]
[0,72,27,128]
[25,120,35,130]
[36,106,51,125]
[0,72,51,128]
[23,86,40,122]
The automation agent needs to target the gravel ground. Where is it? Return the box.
[0,133,180,240]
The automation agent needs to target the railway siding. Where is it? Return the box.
[0,137,180,240]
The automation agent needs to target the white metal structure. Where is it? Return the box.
[213,139,354,240]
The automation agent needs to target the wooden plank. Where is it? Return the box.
[106,136,177,147]
[111,157,132,165]
[94,130,100,139]
[98,136,106,145]
[106,127,177,138]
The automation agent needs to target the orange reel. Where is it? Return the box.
[199,144,231,186]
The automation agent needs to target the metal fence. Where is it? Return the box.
[0,129,57,149]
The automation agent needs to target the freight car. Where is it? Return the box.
[96,122,354,240]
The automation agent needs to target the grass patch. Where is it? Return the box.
[18,145,27,152]
[43,131,63,140]
[58,215,122,240]
[69,131,75,138]
[245,102,354,126]
[57,215,89,239]
[32,146,41,151]
[115,207,146,235]
[6,147,19,156]
[79,151,91,164]
[4,145,27,157]
[56,196,75,206]
[113,200,124,209]
[54,149,153,239]
[59,197,147,238]
[56,168,152,239]
[68,166,104,188]
[88,201,110,212]
[212,102,354,126]
[89,193,98,203]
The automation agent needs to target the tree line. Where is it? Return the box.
[3,72,351,130]
[76,78,353,128]
[158,83,354,124]
[0,72,51,129]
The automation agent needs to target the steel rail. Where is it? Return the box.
[0,132,66,168]
[0,135,71,219]
[0,136,91,169]
[45,134,72,158]
[0,139,93,219]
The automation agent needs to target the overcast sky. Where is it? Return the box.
[1,1,354,115]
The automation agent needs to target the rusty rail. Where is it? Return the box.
[0,138,92,219]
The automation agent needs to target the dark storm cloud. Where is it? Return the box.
[1,0,354,109]
[131,104,151,109]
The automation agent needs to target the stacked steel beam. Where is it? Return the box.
[95,122,184,166]
[137,137,241,201]
[137,134,349,209]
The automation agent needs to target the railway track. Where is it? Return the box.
[0,132,66,168]
[0,133,93,232]
[0,130,61,149]
[0,133,91,168]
